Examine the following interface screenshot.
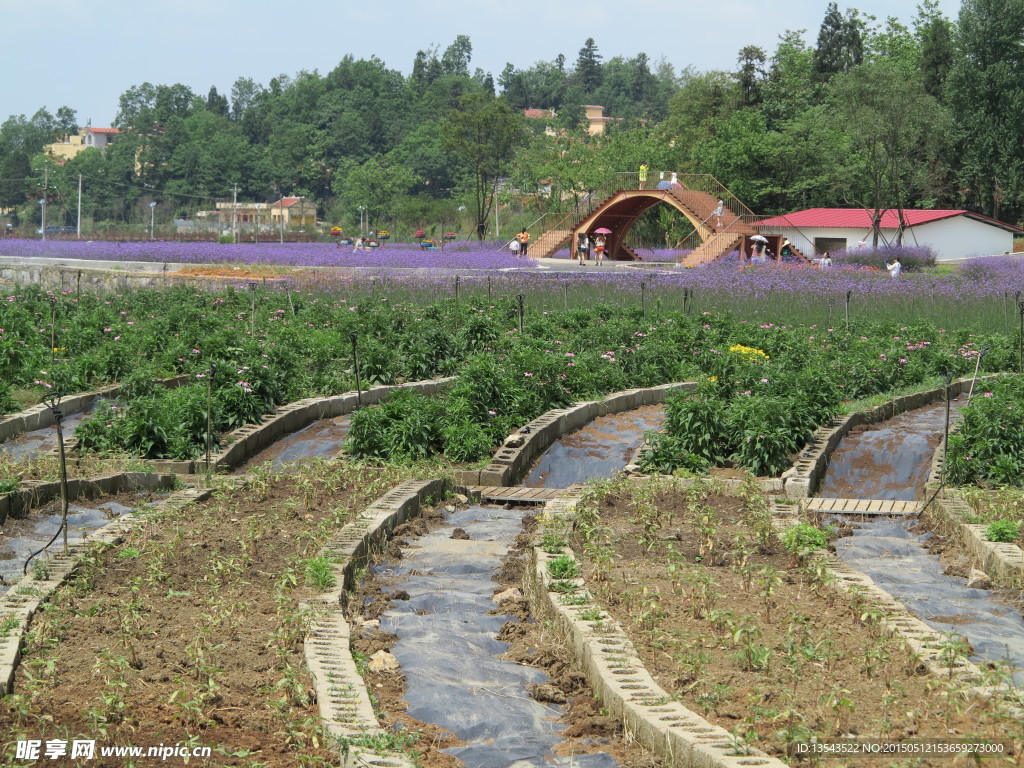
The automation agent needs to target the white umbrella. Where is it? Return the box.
[749,235,768,243]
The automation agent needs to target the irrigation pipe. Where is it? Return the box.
[965,345,991,402]
[23,394,71,575]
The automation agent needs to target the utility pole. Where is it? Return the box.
[77,175,82,239]
[41,167,48,240]
[232,184,238,243]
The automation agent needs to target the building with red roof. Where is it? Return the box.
[756,208,1022,262]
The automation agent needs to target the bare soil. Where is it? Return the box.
[0,463,415,766]
[565,482,1022,765]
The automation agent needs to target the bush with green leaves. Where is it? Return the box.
[0,383,18,416]
[946,376,1024,487]
[984,519,1021,543]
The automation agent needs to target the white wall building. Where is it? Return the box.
[757,208,1021,262]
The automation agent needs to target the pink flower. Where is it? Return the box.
[524,372,533,377]
[984,392,994,397]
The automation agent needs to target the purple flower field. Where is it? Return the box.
[0,239,534,271]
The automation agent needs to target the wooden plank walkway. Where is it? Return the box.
[464,486,573,503]
[804,497,922,516]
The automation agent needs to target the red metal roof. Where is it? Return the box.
[757,208,969,229]
[86,127,119,134]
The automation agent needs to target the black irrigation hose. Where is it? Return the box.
[917,480,945,518]
[23,518,66,576]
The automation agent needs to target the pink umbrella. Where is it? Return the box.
[594,227,612,234]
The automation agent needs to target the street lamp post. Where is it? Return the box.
[357,205,366,236]
[149,201,157,240]
[39,199,46,240]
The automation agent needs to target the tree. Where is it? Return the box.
[761,30,816,128]
[0,152,31,208]
[945,0,1024,219]
[830,60,951,242]
[813,2,865,80]
[442,94,527,239]
[915,0,955,98]
[441,35,473,77]
[574,38,603,92]
[736,46,768,106]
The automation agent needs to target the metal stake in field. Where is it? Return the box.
[50,302,57,362]
[641,282,647,319]
[205,361,216,472]
[249,283,257,337]
[1019,300,1024,373]
[517,294,525,335]
[454,276,460,332]
[351,333,362,405]
[941,371,953,486]
[845,290,853,333]
[24,392,70,575]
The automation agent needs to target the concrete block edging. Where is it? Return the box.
[459,381,698,488]
[529,494,785,768]
[303,478,448,768]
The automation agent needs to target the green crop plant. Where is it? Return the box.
[985,518,1021,543]
[547,554,580,580]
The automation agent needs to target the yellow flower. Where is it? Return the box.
[729,344,769,359]
[708,376,718,382]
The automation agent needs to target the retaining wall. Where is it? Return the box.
[0,374,191,444]
[0,261,279,294]
[0,471,176,525]
[457,382,698,487]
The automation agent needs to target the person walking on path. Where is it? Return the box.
[594,234,606,265]
[576,233,590,265]
[516,228,530,258]
[638,162,649,189]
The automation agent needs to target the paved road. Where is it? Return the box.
[0,254,676,276]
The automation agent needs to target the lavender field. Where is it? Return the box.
[3,237,1022,330]
[0,239,533,271]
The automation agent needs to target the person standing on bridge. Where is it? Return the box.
[713,200,725,231]
[638,162,649,189]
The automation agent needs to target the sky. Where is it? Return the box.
[2,0,958,129]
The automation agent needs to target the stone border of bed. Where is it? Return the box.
[780,376,1000,499]
[302,478,448,768]
[456,382,698,488]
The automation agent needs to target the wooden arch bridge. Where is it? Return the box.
[528,173,810,266]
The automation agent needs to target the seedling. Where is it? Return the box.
[546,554,579,580]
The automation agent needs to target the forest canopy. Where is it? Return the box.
[2,0,1023,236]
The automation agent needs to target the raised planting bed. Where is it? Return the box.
[0,460,439,766]
[53,376,456,476]
[0,374,192,444]
[536,477,1022,764]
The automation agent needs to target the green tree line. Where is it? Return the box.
[2,0,1023,237]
